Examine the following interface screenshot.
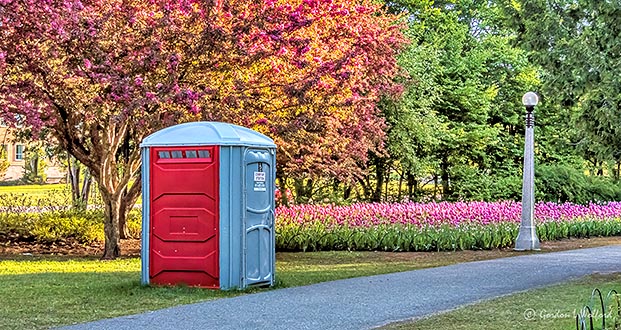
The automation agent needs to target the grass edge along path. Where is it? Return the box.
[0,236,619,330]
[383,272,621,330]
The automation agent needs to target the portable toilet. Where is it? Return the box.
[140,122,276,290]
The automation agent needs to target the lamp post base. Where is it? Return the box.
[514,226,541,251]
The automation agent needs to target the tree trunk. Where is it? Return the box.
[433,174,439,200]
[119,187,131,239]
[397,169,404,201]
[343,184,352,200]
[119,202,130,239]
[68,155,94,210]
[68,153,80,204]
[305,179,314,201]
[441,155,450,199]
[385,171,389,201]
[407,171,415,199]
[97,163,142,259]
[332,179,340,198]
[49,106,142,259]
[100,180,138,258]
[372,156,386,203]
[101,190,122,259]
[80,170,92,206]
[357,177,370,200]
[293,178,314,203]
[99,179,141,258]
[276,175,290,206]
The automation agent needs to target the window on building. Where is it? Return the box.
[15,145,24,161]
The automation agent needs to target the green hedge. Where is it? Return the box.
[0,209,142,244]
[449,164,621,204]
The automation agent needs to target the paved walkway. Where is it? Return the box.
[63,245,621,330]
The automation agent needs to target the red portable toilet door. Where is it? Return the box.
[149,146,219,288]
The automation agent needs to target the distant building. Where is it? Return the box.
[0,126,65,183]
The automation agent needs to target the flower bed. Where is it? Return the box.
[275,201,621,251]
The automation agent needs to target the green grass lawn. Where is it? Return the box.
[383,273,621,330]
[0,183,145,206]
[1,237,620,329]
[0,258,229,330]
[0,183,73,207]
[2,240,621,329]
[0,183,65,193]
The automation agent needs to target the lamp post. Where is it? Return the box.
[515,92,541,251]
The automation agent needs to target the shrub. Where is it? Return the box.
[536,164,621,204]
[449,164,621,204]
[22,146,47,184]
[0,188,141,245]
[0,209,142,245]
[29,211,105,244]
[0,147,10,179]
[0,191,72,211]
[449,166,522,201]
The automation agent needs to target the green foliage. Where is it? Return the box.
[507,0,621,169]
[276,220,621,252]
[294,0,620,204]
[0,209,142,244]
[125,210,142,240]
[22,146,47,184]
[0,184,104,208]
[0,187,125,245]
[445,164,621,204]
[536,164,621,204]
[448,166,522,201]
[0,190,72,209]
[0,147,10,179]
[375,0,542,201]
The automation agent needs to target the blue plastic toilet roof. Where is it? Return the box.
[140,122,276,147]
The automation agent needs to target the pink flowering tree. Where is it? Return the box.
[0,0,404,258]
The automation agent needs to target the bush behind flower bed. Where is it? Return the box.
[0,209,142,244]
[0,190,140,245]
